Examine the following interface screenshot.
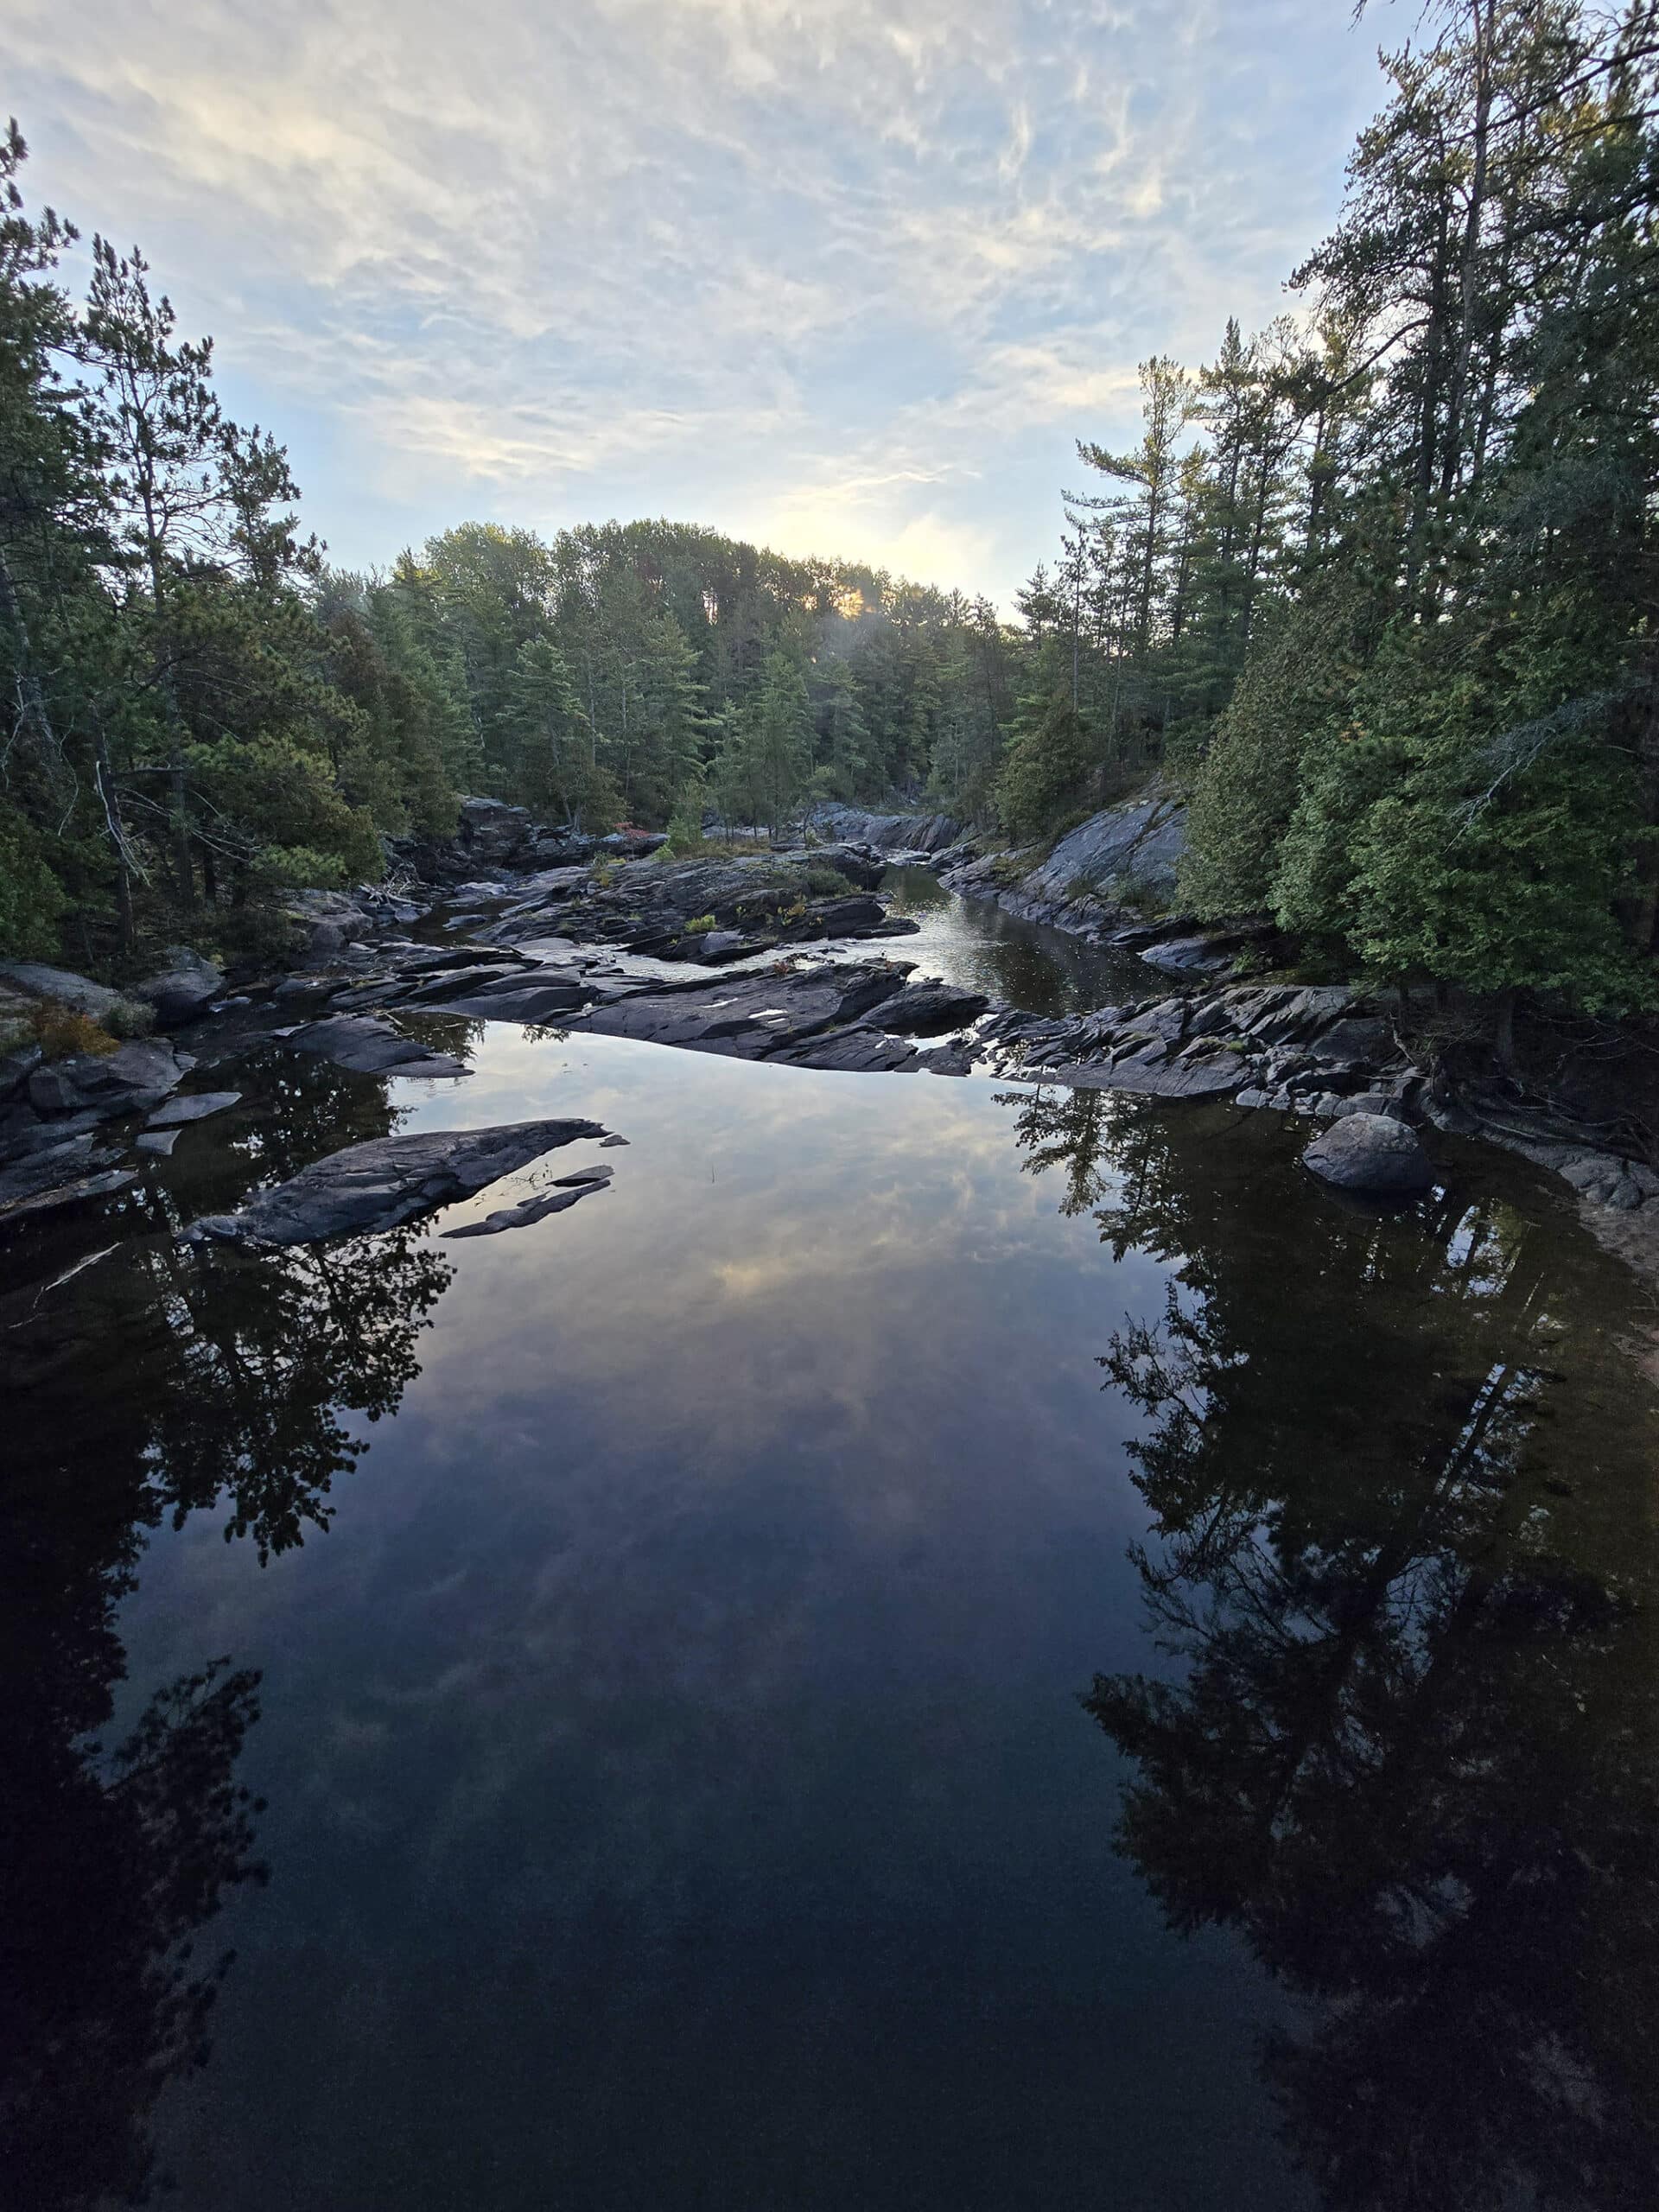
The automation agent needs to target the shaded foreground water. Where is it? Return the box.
[5,893,1659,2210]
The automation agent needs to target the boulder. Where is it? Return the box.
[189,1117,607,1245]
[0,962,132,1024]
[1139,933,1237,977]
[0,1133,119,1213]
[1303,1114,1433,1196]
[134,946,224,1026]
[1554,1150,1659,1211]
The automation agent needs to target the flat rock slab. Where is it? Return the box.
[28,1039,183,1121]
[575,963,908,1062]
[772,1027,920,1073]
[0,1134,119,1211]
[875,982,991,1035]
[189,1117,607,1245]
[430,977,590,1023]
[1017,1050,1249,1100]
[144,1090,243,1128]
[289,1014,469,1078]
[0,1162,138,1225]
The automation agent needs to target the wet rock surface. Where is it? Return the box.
[810,802,963,855]
[2,793,1655,1265]
[190,1119,608,1245]
[289,1014,470,1078]
[468,848,917,965]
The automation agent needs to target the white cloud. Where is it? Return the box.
[8,0,1396,606]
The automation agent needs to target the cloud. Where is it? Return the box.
[8,0,1395,605]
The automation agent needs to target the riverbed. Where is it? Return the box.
[6,885,1658,2211]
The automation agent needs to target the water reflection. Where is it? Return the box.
[1,1052,455,2208]
[880,865,1146,1015]
[1004,1085,1659,2209]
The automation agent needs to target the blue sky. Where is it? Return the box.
[10,1,1399,607]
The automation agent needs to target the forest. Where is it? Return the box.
[1,0,1656,1024]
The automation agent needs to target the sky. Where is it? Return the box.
[8,0,1400,609]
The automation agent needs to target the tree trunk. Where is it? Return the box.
[1491,986,1518,1075]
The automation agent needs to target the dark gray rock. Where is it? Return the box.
[874,982,991,1035]
[1018,789,1187,906]
[810,804,961,854]
[134,946,224,1026]
[289,1014,469,1078]
[27,1065,79,1117]
[1139,933,1236,977]
[1554,1150,1659,1211]
[0,1046,42,1103]
[190,1117,607,1245]
[27,1039,183,1120]
[0,962,134,1024]
[144,1090,243,1128]
[0,1131,138,1224]
[1303,1114,1433,1195]
[771,1027,919,1072]
[137,1129,180,1157]
[430,975,588,1023]
[578,963,909,1061]
[1019,1049,1249,1100]
[1,1133,112,1207]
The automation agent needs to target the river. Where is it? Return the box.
[5,881,1658,2210]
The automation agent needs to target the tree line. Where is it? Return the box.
[0,130,1015,973]
[1010,0,1659,1021]
[3,0,1656,1024]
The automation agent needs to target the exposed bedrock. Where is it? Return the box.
[189,1118,608,1245]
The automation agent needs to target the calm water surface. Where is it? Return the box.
[879,863,1147,1012]
[5,897,1658,2211]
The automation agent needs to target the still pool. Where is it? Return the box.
[5,898,1658,2211]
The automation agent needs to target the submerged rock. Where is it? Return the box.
[189,1117,607,1245]
[144,1090,243,1128]
[442,1166,613,1238]
[0,1131,138,1224]
[1303,1114,1433,1196]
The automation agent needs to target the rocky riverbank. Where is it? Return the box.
[3,797,1657,1281]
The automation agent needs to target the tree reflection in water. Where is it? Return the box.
[1,1049,455,2208]
[1005,1084,1659,2212]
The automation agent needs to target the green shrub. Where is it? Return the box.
[0,802,67,960]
